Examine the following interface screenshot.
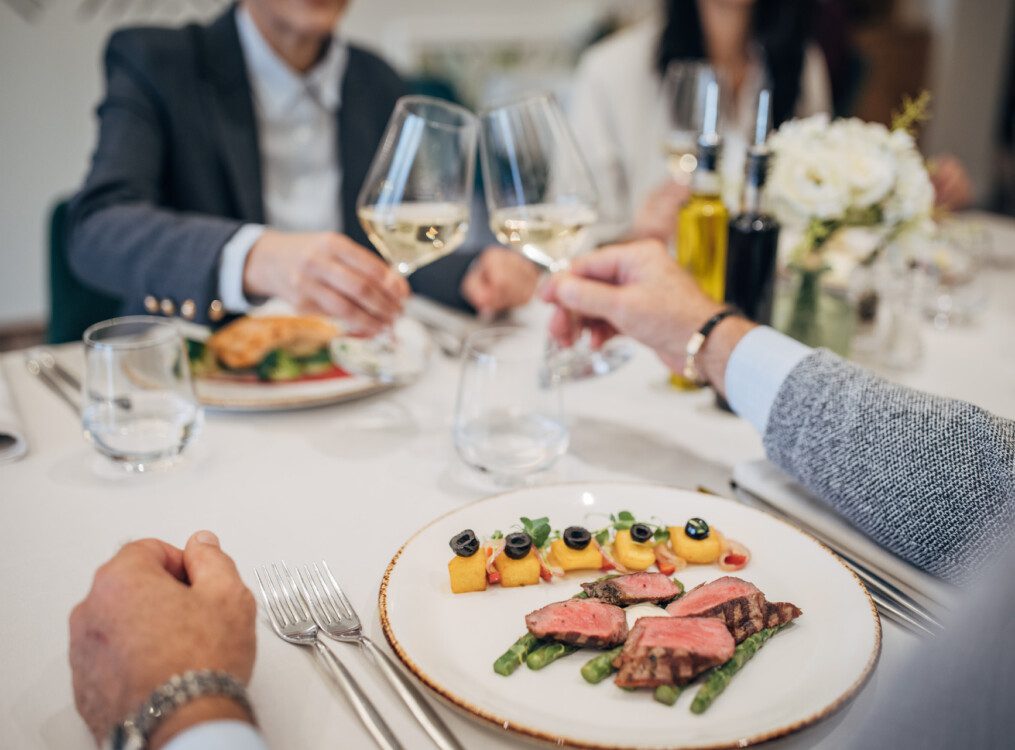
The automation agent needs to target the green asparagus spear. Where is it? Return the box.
[580,645,624,684]
[493,633,540,676]
[690,626,783,714]
[526,641,580,670]
[653,684,682,706]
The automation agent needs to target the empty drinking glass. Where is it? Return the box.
[453,327,568,483]
[82,317,203,471]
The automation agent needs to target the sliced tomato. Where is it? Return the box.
[654,542,685,575]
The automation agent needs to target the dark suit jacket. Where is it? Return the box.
[68,5,474,324]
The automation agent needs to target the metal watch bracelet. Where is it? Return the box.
[106,670,254,750]
[682,307,740,386]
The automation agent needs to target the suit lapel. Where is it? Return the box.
[337,49,375,247]
[198,6,265,223]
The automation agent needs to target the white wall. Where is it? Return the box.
[0,0,639,326]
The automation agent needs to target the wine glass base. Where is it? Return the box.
[542,338,633,385]
[330,317,432,385]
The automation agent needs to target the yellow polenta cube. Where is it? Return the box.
[613,529,655,570]
[448,552,487,593]
[548,538,603,571]
[494,548,541,587]
[669,526,721,564]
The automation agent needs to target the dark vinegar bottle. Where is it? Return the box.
[718,91,780,411]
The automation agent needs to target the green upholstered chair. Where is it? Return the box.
[47,199,122,344]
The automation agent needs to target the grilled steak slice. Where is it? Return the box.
[580,572,682,606]
[525,599,628,647]
[665,576,802,642]
[613,617,734,688]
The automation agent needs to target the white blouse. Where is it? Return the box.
[568,18,831,240]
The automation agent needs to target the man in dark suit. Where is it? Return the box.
[68,0,538,331]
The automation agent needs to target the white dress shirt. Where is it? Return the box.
[218,7,349,313]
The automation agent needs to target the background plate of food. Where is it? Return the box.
[380,481,880,750]
[182,307,430,412]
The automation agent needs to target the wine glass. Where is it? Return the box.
[331,95,478,382]
[479,92,631,382]
[82,316,203,471]
[453,326,568,484]
[660,61,717,185]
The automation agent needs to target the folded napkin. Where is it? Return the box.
[732,459,954,604]
[0,360,28,464]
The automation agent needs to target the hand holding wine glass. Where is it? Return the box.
[479,93,631,381]
[332,95,478,381]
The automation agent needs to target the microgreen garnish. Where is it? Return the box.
[519,516,552,549]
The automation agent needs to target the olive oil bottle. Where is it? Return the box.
[672,81,727,389]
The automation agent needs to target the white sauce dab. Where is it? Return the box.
[624,603,673,629]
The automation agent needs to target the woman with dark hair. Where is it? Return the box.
[569,0,831,244]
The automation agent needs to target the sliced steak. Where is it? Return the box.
[613,617,734,688]
[580,572,682,606]
[525,599,628,647]
[665,576,802,642]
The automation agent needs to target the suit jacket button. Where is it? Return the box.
[160,298,176,317]
[208,300,225,322]
[144,295,159,314]
[180,299,196,320]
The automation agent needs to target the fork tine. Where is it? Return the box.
[314,562,350,621]
[254,566,287,630]
[280,560,312,620]
[267,563,299,624]
[270,562,303,623]
[322,560,359,623]
[304,564,341,624]
[297,565,331,625]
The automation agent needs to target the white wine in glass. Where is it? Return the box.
[489,203,597,272]
[331,95,477,383]
[357,202,469,275]
[479,93,631,382]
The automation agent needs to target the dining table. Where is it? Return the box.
[2,210,1013,750]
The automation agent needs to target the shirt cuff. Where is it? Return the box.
[162,720,268,750]
[724,326,812,434]
[218,224,267,313]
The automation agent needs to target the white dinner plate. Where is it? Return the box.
[185,317,430,412]
[380,482,880,750]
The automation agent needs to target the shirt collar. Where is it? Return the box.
[235,6,347,118]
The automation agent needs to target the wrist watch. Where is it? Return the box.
[104,670,253,750]
[682,306,740,386]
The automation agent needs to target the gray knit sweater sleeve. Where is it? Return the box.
[763,350,1015,583]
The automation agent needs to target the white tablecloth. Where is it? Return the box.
[1,212,1013,749]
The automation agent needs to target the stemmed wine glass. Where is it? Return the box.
[331,95,478,382]
[479,93,631,382]
[661,61,718,185]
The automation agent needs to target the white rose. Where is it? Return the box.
[768,147,852,222]
[884,149,934,224]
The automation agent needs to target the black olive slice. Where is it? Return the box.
[503,532,533,559]
[562,526,592,550]
[684,517,710,540]
[449,529,480,557]
[630,522,653,543]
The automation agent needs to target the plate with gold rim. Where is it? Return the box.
[379,481,880,749]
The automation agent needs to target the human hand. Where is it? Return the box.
[541,240,755,391]
[460,247,541,316]
[930,154,973,211]
[630,180,691,243]
[69,531,257,748]
[244,230,409,335]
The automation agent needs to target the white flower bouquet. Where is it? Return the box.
[763,95,936,351]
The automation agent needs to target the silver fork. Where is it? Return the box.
[255,563,404,750]
[298,562,464,750]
